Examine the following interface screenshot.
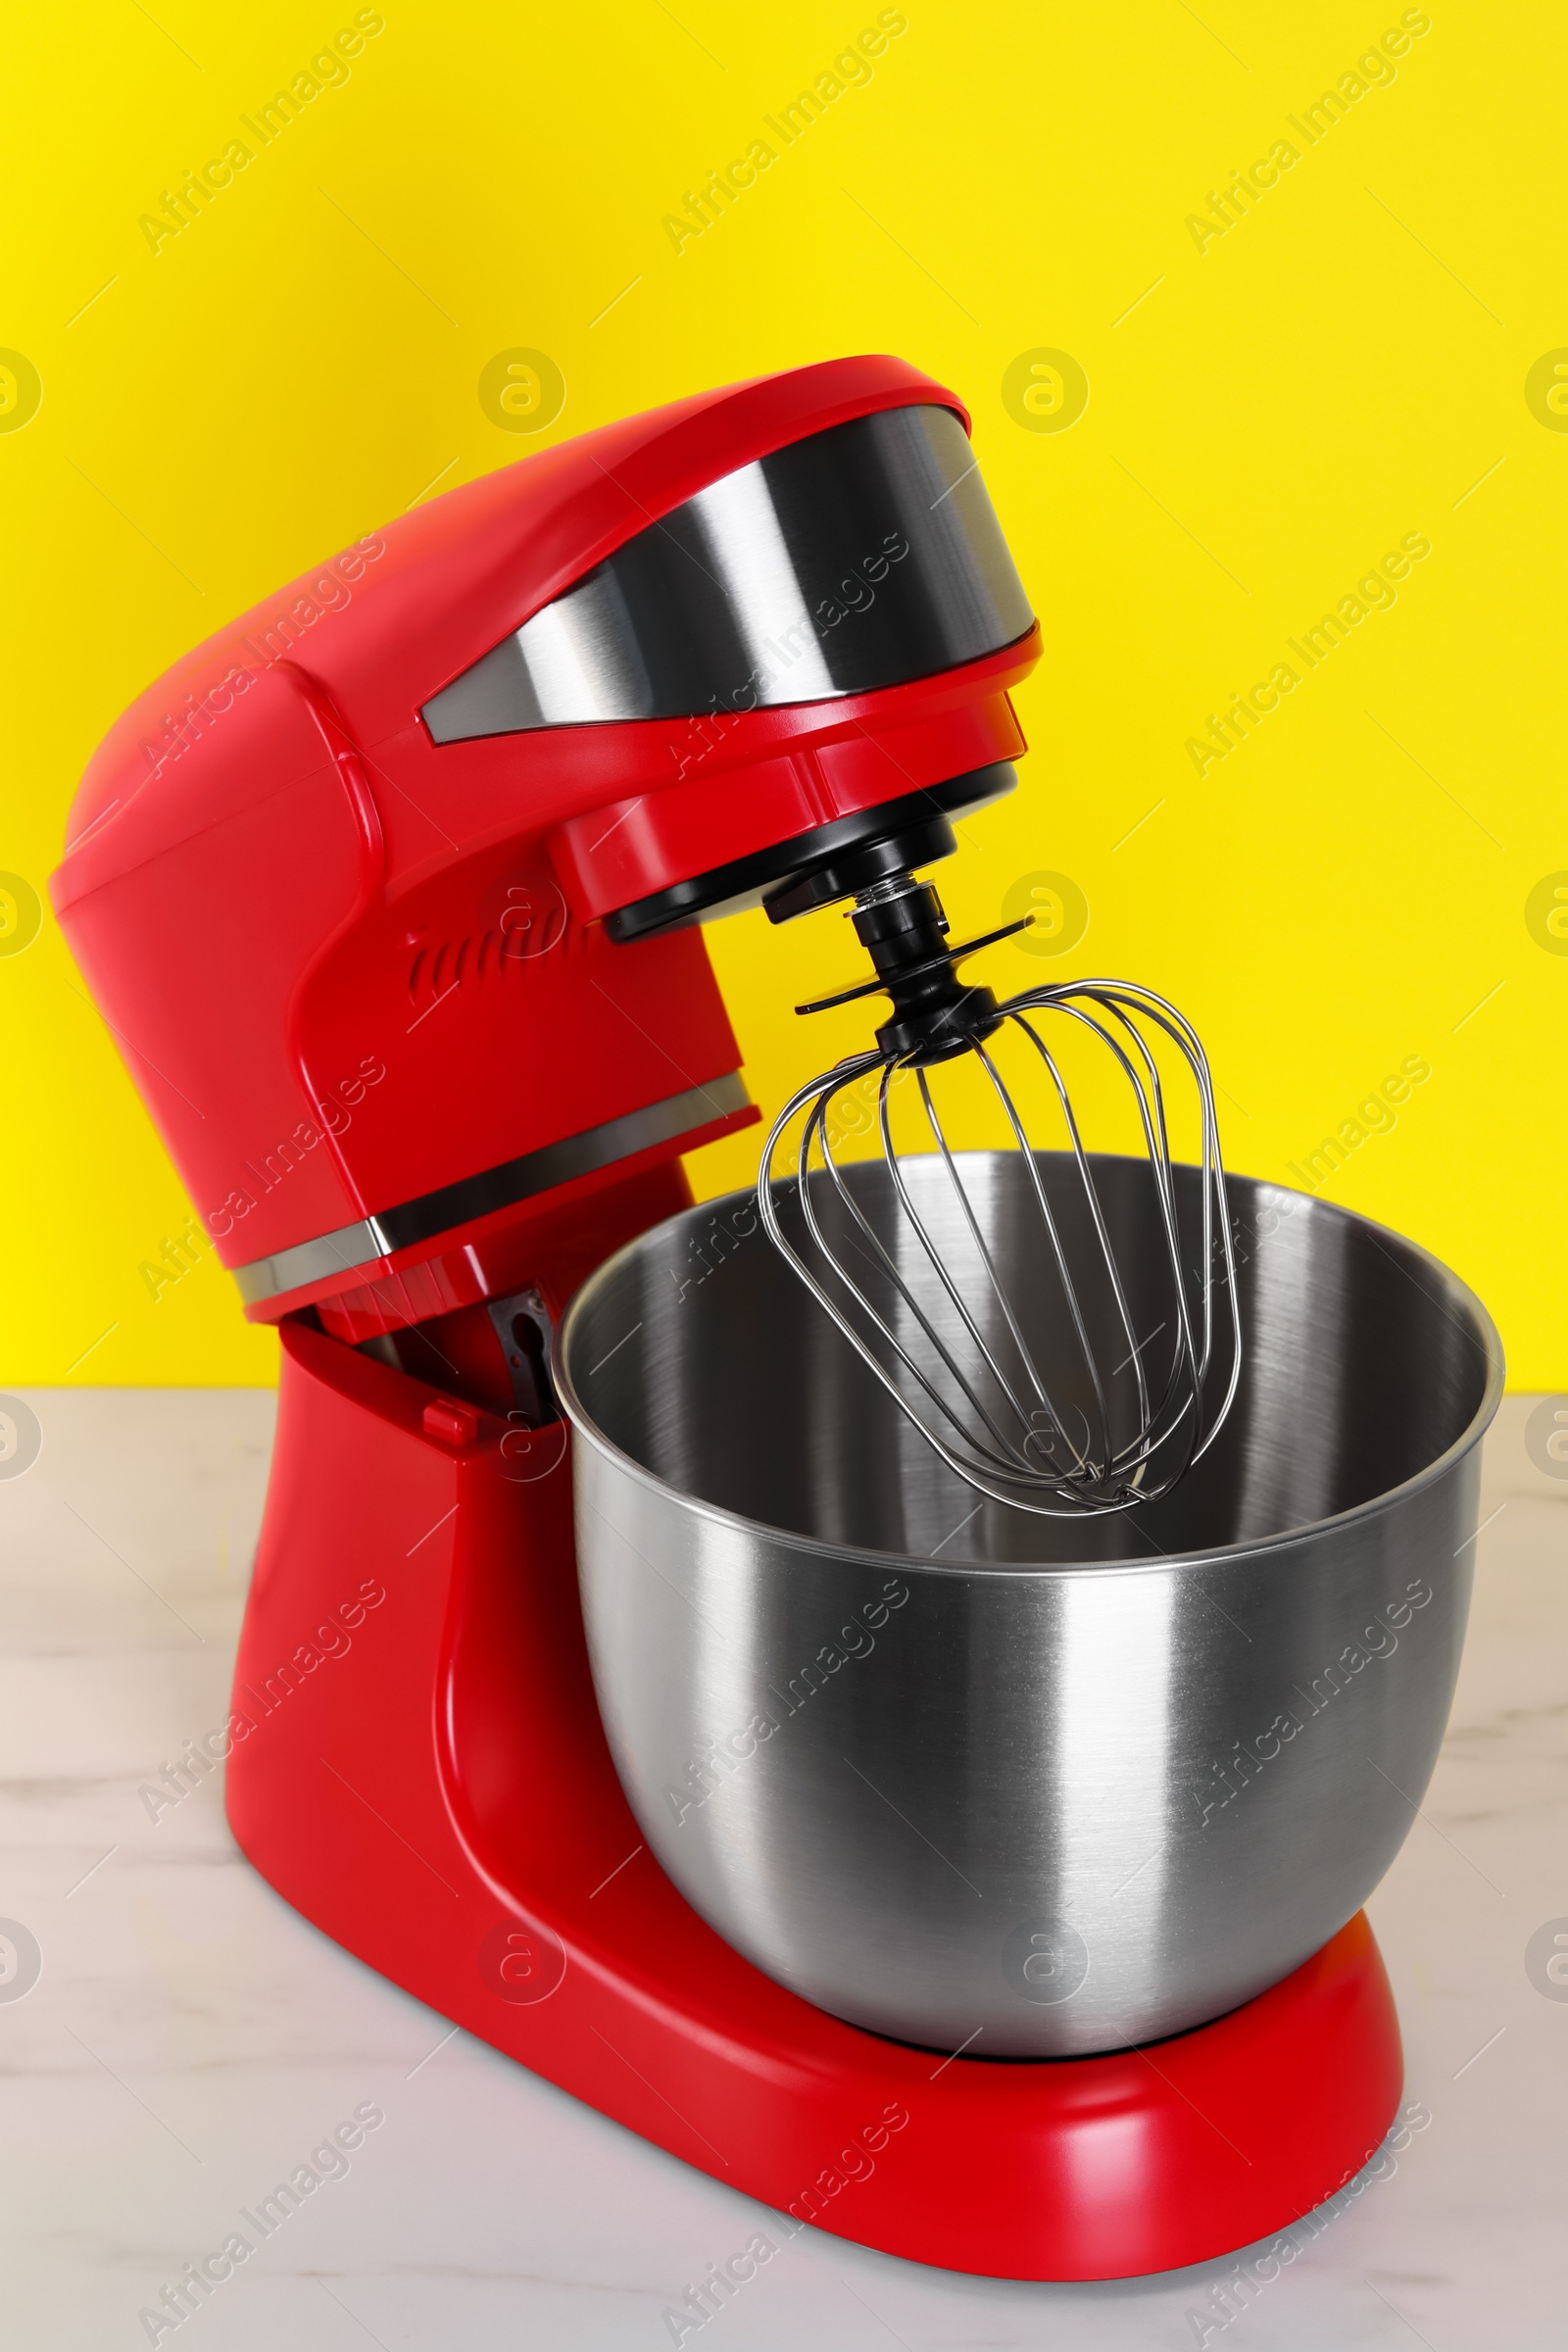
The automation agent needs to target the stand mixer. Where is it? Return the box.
[52,356,1500,2280]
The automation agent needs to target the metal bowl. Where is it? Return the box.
[556,1154,1502,2056]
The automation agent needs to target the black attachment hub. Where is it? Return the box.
[761,814,957,925]
[797,876,1031,1065]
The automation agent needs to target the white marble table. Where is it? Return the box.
[1,1388,1561,2349]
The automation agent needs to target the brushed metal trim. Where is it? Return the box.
[420,406,1034,742]
[231,1072,751,1303]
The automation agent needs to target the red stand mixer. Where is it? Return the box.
[52,356,1408,2280]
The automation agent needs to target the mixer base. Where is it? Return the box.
[226,1317,1404,2281]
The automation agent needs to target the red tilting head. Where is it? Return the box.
[51,355,1040,1361]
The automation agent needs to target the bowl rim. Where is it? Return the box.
[553,1154,1507,1583]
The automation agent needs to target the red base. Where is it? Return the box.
[226,1316,1404,2281]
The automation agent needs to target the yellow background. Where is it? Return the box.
[3,0,1561,1386]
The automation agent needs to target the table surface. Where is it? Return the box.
[1,1386,1562,2351]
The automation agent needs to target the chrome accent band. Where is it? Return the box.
[420,406,1033,743]
[232,1072,752,1304]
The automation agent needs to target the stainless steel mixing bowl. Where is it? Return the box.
[556,1154,1502,2056]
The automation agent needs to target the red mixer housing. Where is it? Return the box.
[51,356,1402,2281]
[55,356,1034,1356]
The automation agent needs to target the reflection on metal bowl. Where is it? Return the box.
[557,1154,1502,2057]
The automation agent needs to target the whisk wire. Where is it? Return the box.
[998,1018,1163,1482]
[1020,997,1203,1447]
[1079,981,1246,1457]
[758,959,1243,1520]
[960,1042,1118,1475]
[891,1075,1082,1455]
[906,1075,1093,1477]
[1008,1000,1207,1456]
[794,1072,1049,1477]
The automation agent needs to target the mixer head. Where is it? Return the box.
[758,864,1243,1518]
[52,346,1233,1502]
[51,357,1043,1410]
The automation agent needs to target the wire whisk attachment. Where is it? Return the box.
[757,872,1242,1518]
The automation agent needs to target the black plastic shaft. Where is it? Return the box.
[853,878,1002,1064]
